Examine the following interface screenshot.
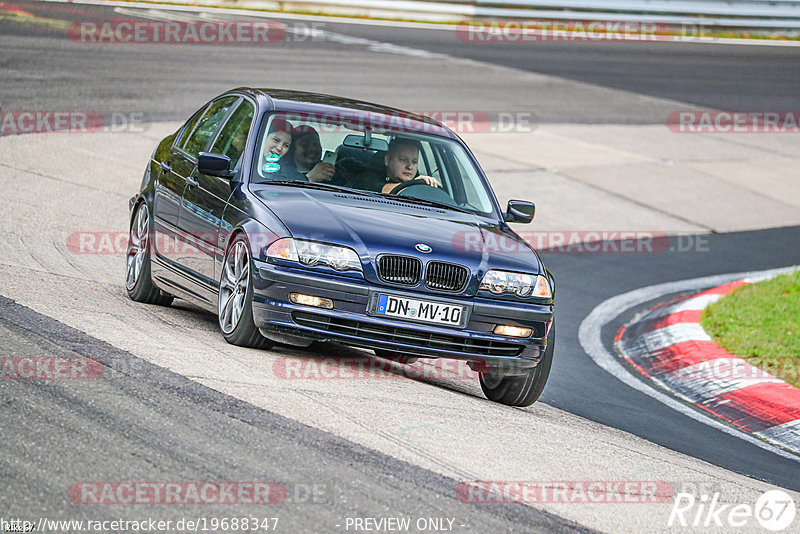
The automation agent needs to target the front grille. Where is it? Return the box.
[377,255,422,285]
[426,261,469,291]
[293,312,524,357]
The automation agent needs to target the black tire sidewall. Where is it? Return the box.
[479,322,555,407]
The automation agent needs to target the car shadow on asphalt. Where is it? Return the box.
[162,298,517,406]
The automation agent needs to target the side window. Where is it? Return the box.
[426,142,453,195]
[419,140,437,178]
[210,100,255,168]
[456,158,481,207]
[182,96,237,158]
[447,148,492,212]
[177,105,208,149]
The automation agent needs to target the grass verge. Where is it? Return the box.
[701,271,800,388]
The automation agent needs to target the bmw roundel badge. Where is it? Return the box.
[415,243,432,253]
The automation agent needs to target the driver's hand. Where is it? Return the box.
[418,175,441,188]
[307,162,335,182]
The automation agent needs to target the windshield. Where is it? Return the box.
[251,112,498,216]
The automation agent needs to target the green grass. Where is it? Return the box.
[701,271,800,388]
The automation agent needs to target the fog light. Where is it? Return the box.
[494,324,532,338]
[290,293,333,309]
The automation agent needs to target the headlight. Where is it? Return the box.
[479,270,551,298]
[266,238,361,272]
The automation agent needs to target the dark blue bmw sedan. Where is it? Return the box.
[127,88,555,406]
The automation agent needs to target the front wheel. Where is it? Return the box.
[125,202,173,306]
[218,235,273,350]
[479,323,555,407]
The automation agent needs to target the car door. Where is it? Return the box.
[153,104,207,266]
[167,96,237,278]
[175,96,251,289]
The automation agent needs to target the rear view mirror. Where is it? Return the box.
[342,134,389,151]
[198,152,232,178]
[505,200,535,223]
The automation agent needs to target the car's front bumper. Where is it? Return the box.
[252,260,553,367]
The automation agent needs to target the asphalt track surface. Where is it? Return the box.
[3,1,800,122]
[0,296,580,532]
[284,21,800,116]
[2,1,800,531]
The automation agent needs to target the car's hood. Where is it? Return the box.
[252,186,543,288]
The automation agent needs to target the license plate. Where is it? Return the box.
[375,294,464,326]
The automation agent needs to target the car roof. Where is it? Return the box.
[231,87,456,139]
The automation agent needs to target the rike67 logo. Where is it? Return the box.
[669,490,796,531]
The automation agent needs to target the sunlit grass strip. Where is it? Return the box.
[701,271,800,388]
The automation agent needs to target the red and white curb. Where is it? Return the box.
[616,274,800,454]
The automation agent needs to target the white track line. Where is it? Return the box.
[578,265,800,461]
[633,323,712,352]
[645,292,723,319]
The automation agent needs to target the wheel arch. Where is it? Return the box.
[226,217,283,261]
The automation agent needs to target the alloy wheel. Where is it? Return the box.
[219,240,250,334]
[125,204,149,290]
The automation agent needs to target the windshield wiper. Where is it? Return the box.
[260,181,473,213]
[260,180,361,194]
[263,181,408,202]
[380,194,472,214]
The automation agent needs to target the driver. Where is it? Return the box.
[353,138,441,193]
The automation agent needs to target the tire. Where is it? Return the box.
[218,234,273,349]
[125,202,173,306]
[373,348,418,365]
[479,323,555,407]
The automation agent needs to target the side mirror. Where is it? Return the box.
[504,200,535,224]
[198,152,233,178]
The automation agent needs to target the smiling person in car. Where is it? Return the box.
[353,138,441,193]
[263,118,293,160]
[290,125,336,182]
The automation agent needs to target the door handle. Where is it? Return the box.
[159,161,172,173]
[186,175,199,188]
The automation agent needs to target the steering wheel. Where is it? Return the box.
[388,177,459,208]
[389,178,430,195]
